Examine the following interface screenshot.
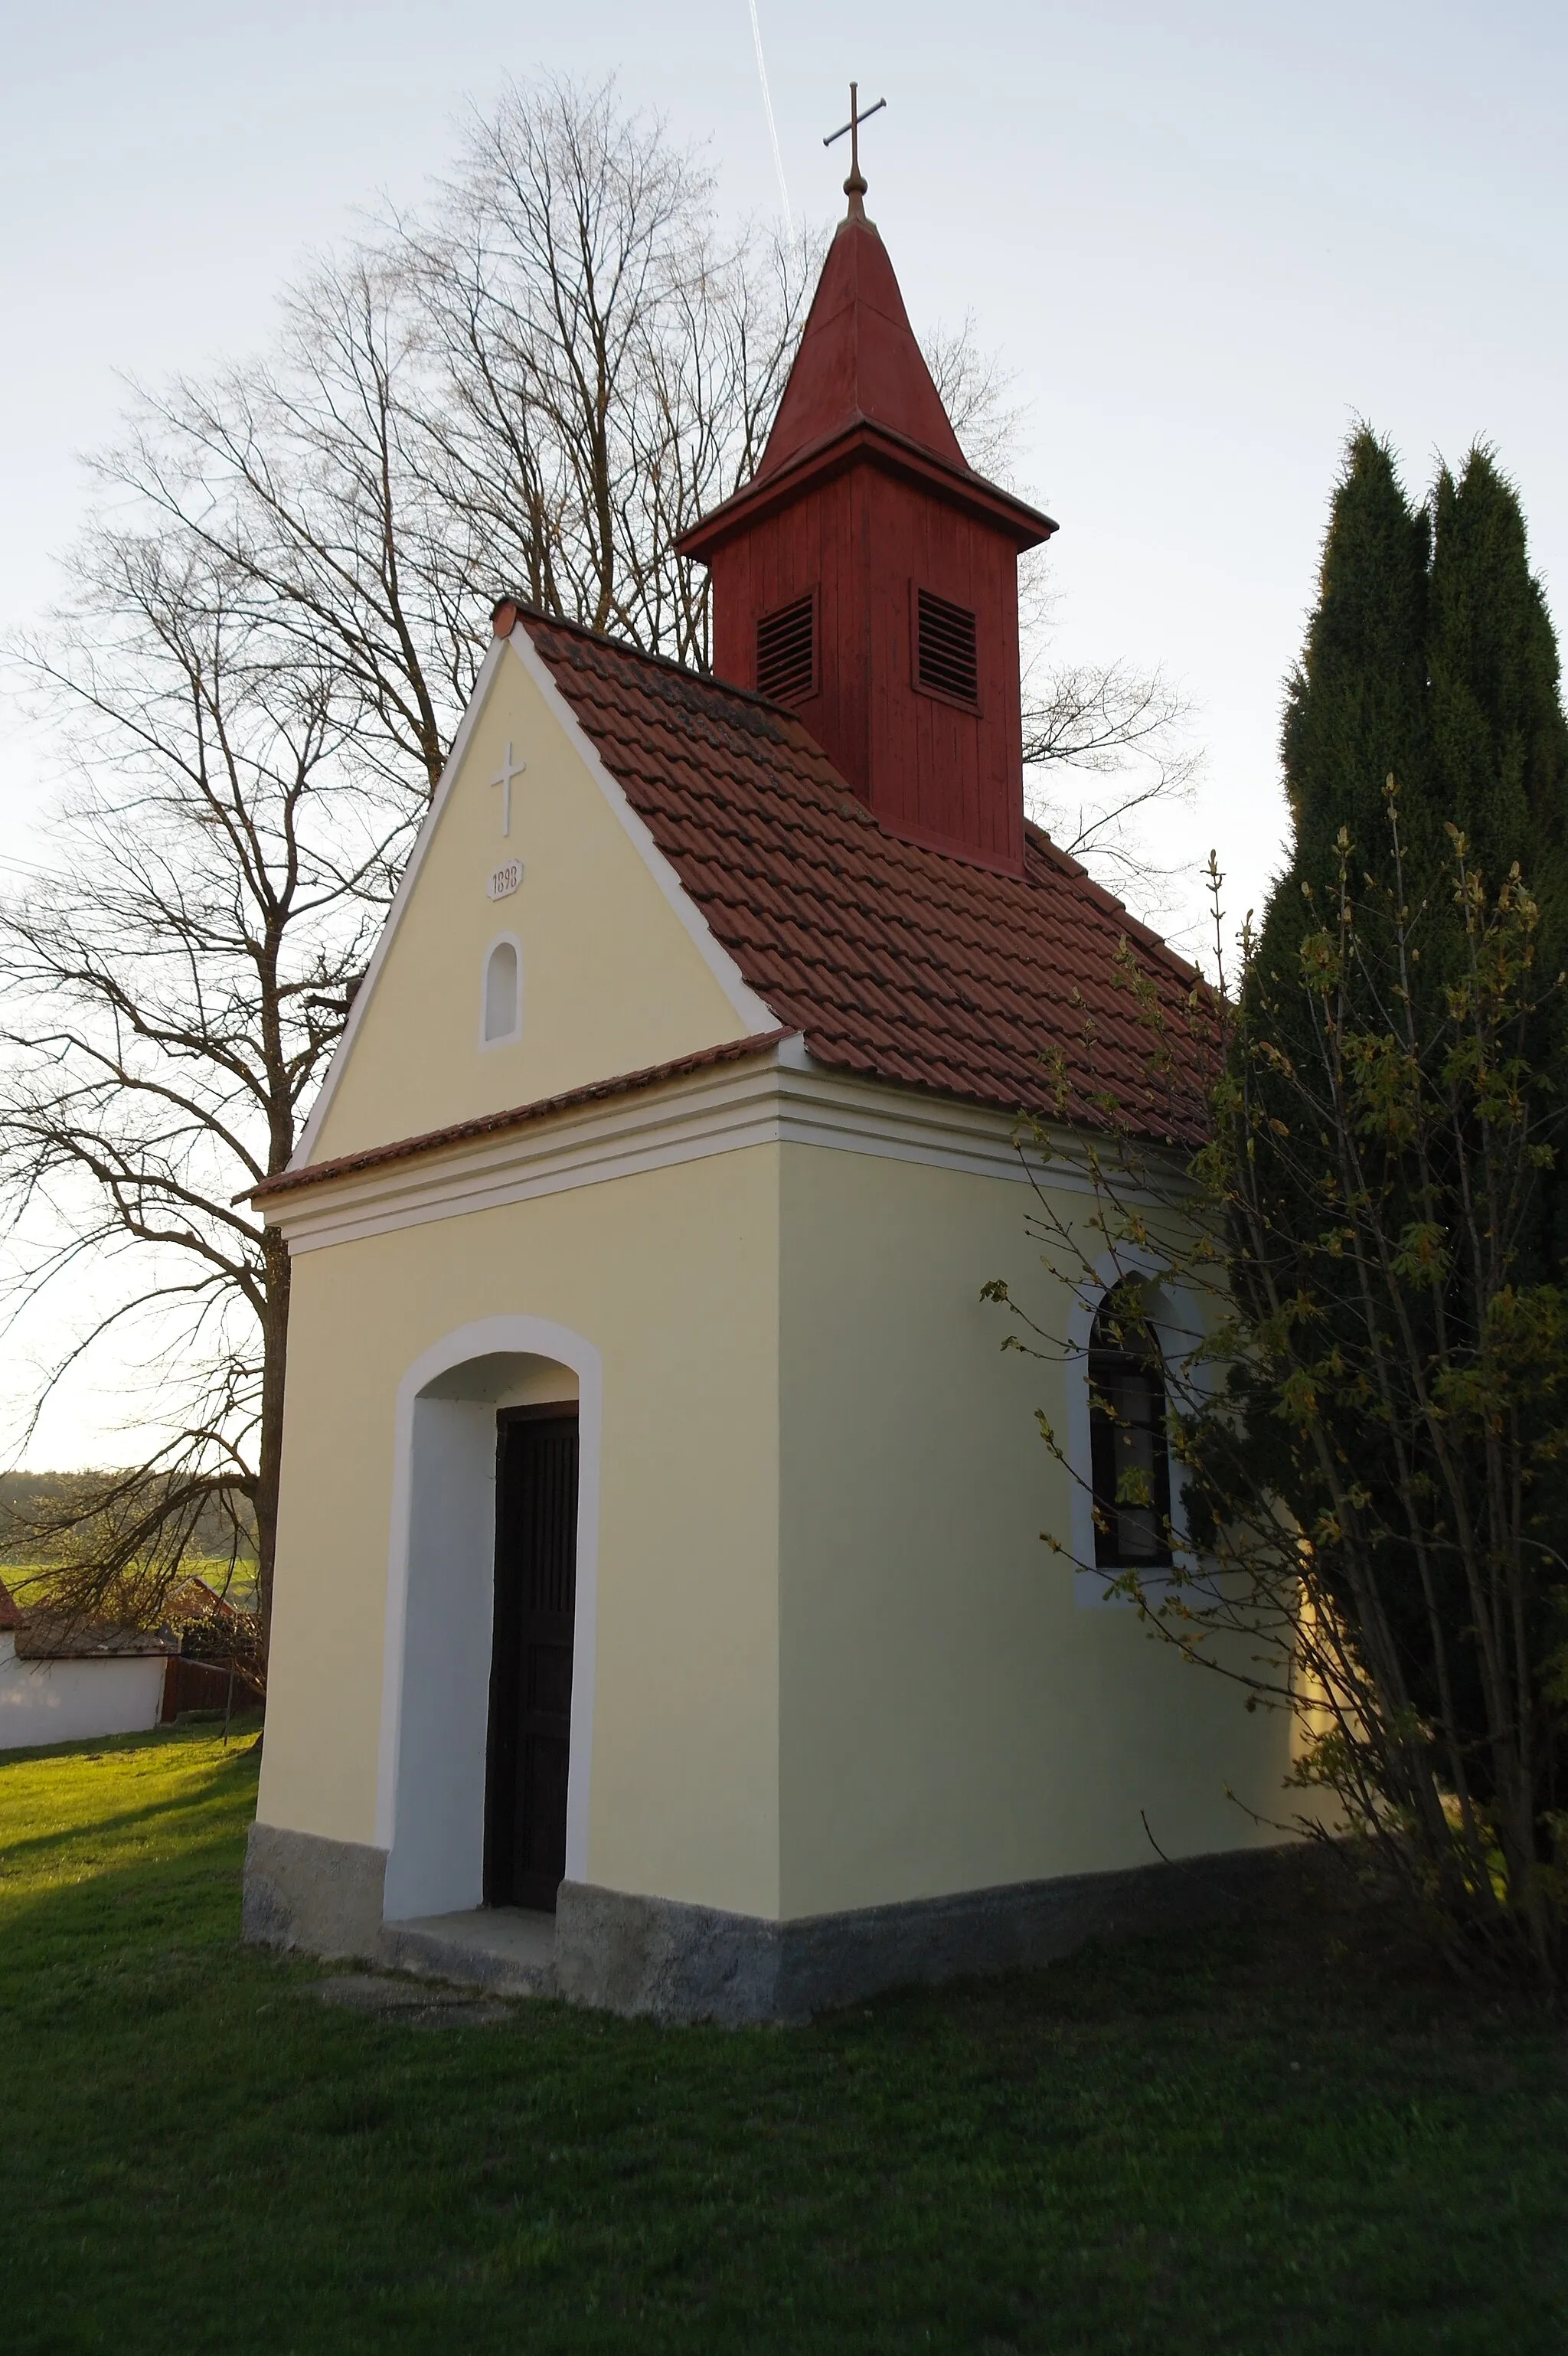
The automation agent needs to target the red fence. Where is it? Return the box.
[161,1655,265,1722]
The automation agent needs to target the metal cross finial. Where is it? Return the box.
[489,740,525,838]
[824,82,886,217]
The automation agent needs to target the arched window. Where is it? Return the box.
[1088,1285,1172,1570]
[483,939,520,1044]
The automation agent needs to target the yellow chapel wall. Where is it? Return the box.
[257,1141,784,1920]
[309,643,753,1165]
[259,1121,1301,1936]
[775,1141,1296,1921]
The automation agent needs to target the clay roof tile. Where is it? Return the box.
[525,616,1210,1145]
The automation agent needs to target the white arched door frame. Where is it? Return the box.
[374,1315,603,1920]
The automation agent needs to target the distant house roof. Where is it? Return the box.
[12,1614,177,1662]
[523,614,1207,1144]
[168,1576,239,1622]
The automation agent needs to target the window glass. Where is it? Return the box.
[1088,1286,1172,1569]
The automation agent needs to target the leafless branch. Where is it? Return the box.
[0,532,407,1644]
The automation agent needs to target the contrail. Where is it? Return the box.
[747,0,792,231]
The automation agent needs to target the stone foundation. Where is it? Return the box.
[243,1822,387,1962]
[243,1822,1293,2022]
[555,1845,1292,2024]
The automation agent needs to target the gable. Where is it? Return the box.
[303,636,772,1168]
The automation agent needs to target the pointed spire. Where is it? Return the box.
[676,145,1057,875]
[678,147,1054,567]
[753,202,968,482]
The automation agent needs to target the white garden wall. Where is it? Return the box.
[0,1634,165,1750]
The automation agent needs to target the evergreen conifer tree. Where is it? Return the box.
[1427,445,1568,907]
[1229,430,1568,1894]
[1428,449,1568,1280]
[1263,430,1568,943]
[1274,428,1432,912]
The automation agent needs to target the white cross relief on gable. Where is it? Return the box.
[489,740,525,837]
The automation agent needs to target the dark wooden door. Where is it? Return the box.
[485,1409,580,1912]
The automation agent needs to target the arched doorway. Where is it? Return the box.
[376,1319,602,1925]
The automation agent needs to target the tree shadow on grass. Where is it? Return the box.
[0,1729,264,2000]
[0,1723,262,1867]
[0,1711,263,1769]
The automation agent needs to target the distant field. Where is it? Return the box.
[1,1724,1566,2354]
[0,1556,259,1604]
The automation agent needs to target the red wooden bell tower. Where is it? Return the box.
[679,160,1054,874]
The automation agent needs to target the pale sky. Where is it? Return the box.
[2,0,1565,1461]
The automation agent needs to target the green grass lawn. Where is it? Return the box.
[2,1726,1565,2355]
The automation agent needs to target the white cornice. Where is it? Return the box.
[268,1042,1106,1255]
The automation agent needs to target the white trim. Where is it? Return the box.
[265,1046,1130,1255]
[292,639,511,1167]
[1066,1247,1205,1609]
[501,626,779,1035]
[479,931,523,1047]
[375,1315,603,1902]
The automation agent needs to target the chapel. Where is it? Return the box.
[243,133,1297,2020]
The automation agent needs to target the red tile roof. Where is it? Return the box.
[528,615,1209,1145]
[257,1031,792,1201]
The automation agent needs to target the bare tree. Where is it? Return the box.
[1021,649,1200,913]
[613,216,818,667]
[113,73,1194,906]
[418,77,815,670]
[109,247,475,799]
[920,312,1027,484]
[0,531,414,1644]
[2,77,814,1648]
[0,72,1199,1643]
[410,76,707,647]
[921,320,1200,914]
[107,77,817,801]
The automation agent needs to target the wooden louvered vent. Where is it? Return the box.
[756,593,816,705]
[916,588,979,707]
